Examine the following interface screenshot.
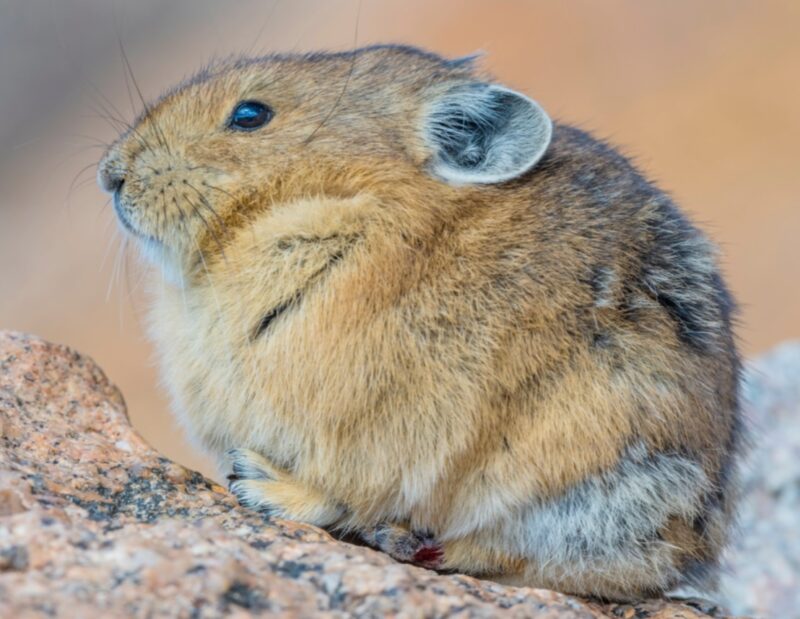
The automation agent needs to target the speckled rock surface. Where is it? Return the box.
[0,331,750,618]
[718,341,800,618]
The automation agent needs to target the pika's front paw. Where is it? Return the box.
[362,522,444,570]
[227,448,279,484]
[226,448,345,527]
[226,448,281,518]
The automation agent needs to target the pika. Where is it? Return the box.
[98,45,741,600]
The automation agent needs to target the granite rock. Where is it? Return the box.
[719,341,800,618]
[0,331,758,618]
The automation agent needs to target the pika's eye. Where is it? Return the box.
[229,101,273,131]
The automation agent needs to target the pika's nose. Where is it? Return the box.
[97,161,125,194]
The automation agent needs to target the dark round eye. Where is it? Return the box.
[229,100,273,131]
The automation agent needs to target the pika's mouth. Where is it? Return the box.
[112,189,135,234]
[113,190,161,248]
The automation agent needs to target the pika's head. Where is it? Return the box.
[97,45,551,278]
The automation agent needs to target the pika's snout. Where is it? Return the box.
[97,128,241,274]
[97,154,125,194]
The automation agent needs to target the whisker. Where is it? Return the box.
[185,181,230,234]
[62,133,110,148]
[68,161,99,186]
[61,144,108,155]
[107,233,125,304]
[201,182,237,201]
[185,165,225,173]
[71,176,101,194]
[84,102,128,134]
[183,194,228,263]
[118,37,172,155]
[67,38,158,169]
[190,230,225,333]
[101,223,121,278]
[82,107,151,152]
[204,182,260,248]
[10,137,46,151]
[97,196,113,220]
[126,242,152,300]
[82,77,134,132]
[170,192,189,230]
[120,236,148,323]
[65,162,102,212]
[303,0,362,145]
[82,89,154,152]
[162,193,191,312]
[245,0,283,57]
[87,85,159,153]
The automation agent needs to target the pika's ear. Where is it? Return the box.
[423,83,552,185]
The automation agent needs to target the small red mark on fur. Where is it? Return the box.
[412,543,444,568]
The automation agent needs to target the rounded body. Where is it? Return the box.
[101,46,741,599]
[151,125,740,598]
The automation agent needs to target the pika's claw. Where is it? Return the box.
[226,448,279,484]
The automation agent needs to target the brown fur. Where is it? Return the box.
[98,45,741,600]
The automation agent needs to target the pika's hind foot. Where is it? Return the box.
[361,522,444,570]
[227,448,344,527]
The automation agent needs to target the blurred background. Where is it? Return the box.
[1,0,798,480]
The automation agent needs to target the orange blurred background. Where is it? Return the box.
[1,0,798,479]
